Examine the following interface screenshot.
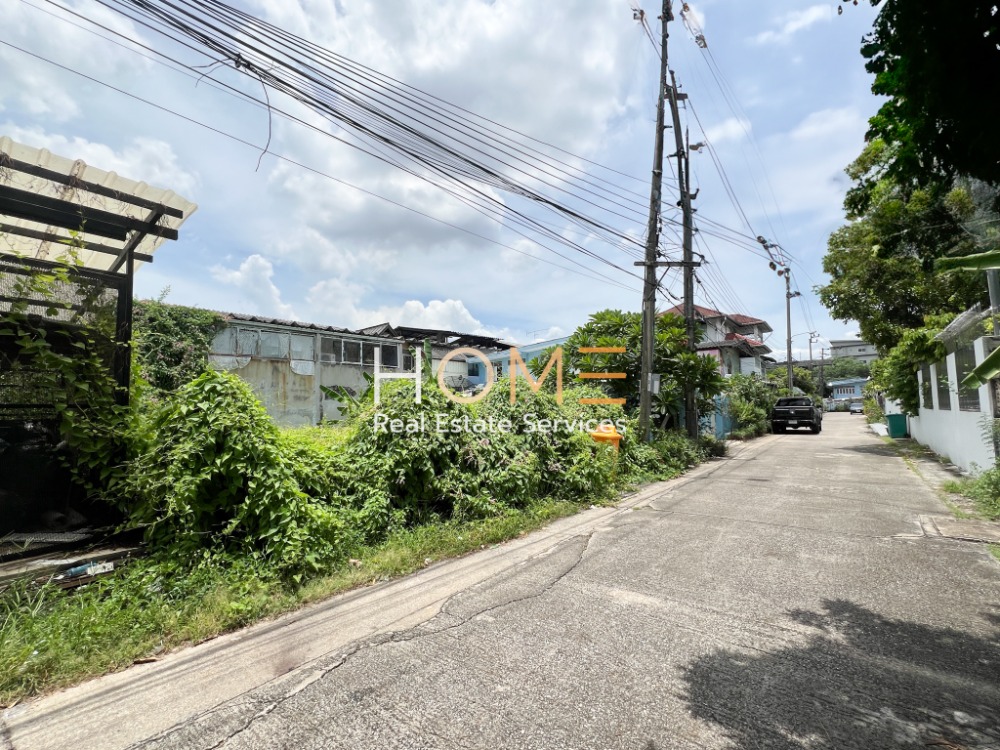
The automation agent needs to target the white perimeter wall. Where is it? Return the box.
[909,337,995,473]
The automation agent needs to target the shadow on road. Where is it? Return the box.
[681,599,1000,749]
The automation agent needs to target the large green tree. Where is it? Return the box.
[860,0,1000,188]
[818,142,986,353]
[820,357,870,381]
[766,366,817,398]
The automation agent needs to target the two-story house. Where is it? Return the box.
[662,304,773,376]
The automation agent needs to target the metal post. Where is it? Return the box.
[638,0,672,442]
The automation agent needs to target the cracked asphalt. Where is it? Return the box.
[5,414,1000,750]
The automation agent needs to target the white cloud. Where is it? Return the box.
[211,254,296,319]
[752,5,833,45]
[704,117,751,145]
[0,0,153,123]
[788,107,866,143]
[0,125,199,196]
[746,106,868,224]
[305,279,524,340]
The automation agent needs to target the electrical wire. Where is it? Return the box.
[36,0,655,281]
[0,37,642,295]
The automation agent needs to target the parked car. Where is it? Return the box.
[770,397,823,434]
[849,402,864,415]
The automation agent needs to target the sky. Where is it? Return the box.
[0,0,883,360]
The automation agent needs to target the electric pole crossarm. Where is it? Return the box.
[634,261,702,268]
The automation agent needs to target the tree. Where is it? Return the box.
[859,0,1000,188]
[822,357,870,381]
[868,315,951,415]
[528,309,725,427]
[818,142,987,352]
[766,366,817,398]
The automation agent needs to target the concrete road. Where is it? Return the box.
[5,414,1000,749]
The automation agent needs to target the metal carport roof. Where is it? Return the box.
[0,136,196,274]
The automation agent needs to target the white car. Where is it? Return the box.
[849,402,864,415]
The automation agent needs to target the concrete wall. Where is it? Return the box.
[209,324,401,427]
[909,337,996,473]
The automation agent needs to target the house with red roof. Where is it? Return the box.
[662,304,773,377]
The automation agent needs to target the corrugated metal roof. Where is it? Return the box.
[221,311,405,340]
[0,136,196,273]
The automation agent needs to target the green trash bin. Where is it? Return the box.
[886,413,908,438]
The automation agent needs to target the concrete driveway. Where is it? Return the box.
[5,413,999,749]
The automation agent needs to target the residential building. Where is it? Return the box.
[470,337,569,388]
[827,377,867,404]
[662,304,774,439]
[829,339,879,365]
[662,304,773,376]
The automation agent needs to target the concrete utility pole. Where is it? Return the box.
[783,270,801,393]
[819,347,826,403]
[637,0,673,442]
[668,79,700,441]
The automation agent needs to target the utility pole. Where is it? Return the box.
[783,269,801,393]
[637,0,673,442]
[667,77,699,440]
[819,347,826,404]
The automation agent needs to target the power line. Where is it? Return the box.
[91,0,657,253]
[0,38,641,295]
[28,0,654,282]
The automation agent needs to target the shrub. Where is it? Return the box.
[949,466,1000,520]
[126,371,356,575]
[864,397,885,424]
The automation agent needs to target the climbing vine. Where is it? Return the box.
[133,295,226,394]
[0,248,129,500]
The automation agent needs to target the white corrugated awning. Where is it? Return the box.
[0,136,197,274]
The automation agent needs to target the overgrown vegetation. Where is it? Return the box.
[526,309,726,430]
[0,250,132,501]
[866,315,951,415]
[724,373,774,439]
[2,297,727,701]
[944,467,1000,521]
[132,296,226,396]
[863,396,884,425]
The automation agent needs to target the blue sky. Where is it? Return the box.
[1,0,881,359]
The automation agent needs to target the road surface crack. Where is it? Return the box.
[390,528,598,645]
[146,531,599,749]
